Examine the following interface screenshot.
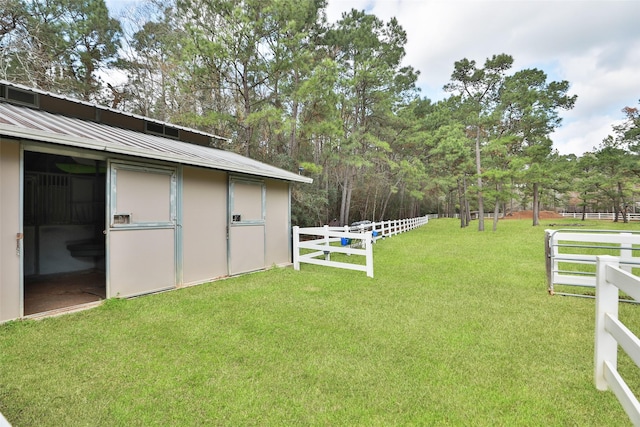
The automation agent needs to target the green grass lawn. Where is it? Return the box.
[2,218,640,426]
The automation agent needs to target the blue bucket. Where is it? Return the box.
[372,230,378,237]
[341,237,350,246]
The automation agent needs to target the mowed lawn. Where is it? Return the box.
[2,218,640,426]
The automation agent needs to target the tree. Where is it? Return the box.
[615,101,640,152]
[424,98,474,226]
[591,101,640,222]
[483,134,519,231]
[116,3,184,117]
[0,0,25,39]
[165,0,331,164]
[444,54,514,231]
[593,139,638,222]
[326,9,418,225]
[573,153,600,219]
[0,0,121,100]
[497,68,576,225]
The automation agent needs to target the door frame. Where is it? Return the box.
[20,142,109,316]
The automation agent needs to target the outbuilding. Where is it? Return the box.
[0,81,311,321]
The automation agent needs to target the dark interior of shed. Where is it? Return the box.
[23,152,106,315]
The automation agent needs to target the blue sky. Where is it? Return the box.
[106,0,640,155]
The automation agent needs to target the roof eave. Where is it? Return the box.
[0,124,314,184]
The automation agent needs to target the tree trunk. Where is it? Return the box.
[241,62,253,158]
[344,178,353,225]
[510,177,515,216]
[475,127,485,231]
[618,181,628,223]
[532,182,540,226]
[457,178,466,228]
[339,167,356,226]
[493,198,500,232]
[371,185,378,223]
[324,169,330,224]
[379,192,391,221]
[464,175,471,226]
[493,183,500,231]
[339,169,350,226]
[289,69,299,158]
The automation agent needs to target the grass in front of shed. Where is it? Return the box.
[1,218,640,426]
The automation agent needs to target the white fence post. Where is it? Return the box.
[293,226,300,271]
[323,225,330,260]
[594,255,620,391]
[621,233,632,274]
[365,231,373,278]
[292,214,430,278]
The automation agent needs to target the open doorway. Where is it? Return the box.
[23,151,106,315]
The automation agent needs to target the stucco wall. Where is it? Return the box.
[182,166,227,285]
[265,179,291,267]
[0,145,295,321]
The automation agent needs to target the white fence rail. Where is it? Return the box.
[545,229,640,298]
[293,216,432,278]
[449,212,640,221]
[561,212,640,221]
[594,256,640,425]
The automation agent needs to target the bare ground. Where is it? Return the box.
[502,210,563,220]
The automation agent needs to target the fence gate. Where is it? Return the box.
[545,229,640,300]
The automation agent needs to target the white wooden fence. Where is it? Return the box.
[594,256,640,425]
[545,229,640,297]
[292,216,431,278]
[561,212,640,221]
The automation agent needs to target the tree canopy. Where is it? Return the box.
[2,0,637,228]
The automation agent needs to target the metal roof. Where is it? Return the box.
[0,98,312,184]
[1,79,230,142]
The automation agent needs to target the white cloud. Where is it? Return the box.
[326,0,640,155]
[551,114,623,155]
[104,0,640,156]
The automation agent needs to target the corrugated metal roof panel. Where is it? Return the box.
[1,79,226,141]
[0,102,312,183]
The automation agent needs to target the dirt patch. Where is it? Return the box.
[502,210,563,220]
[24,270,105,315]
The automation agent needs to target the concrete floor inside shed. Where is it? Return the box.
[24,270,106,316]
